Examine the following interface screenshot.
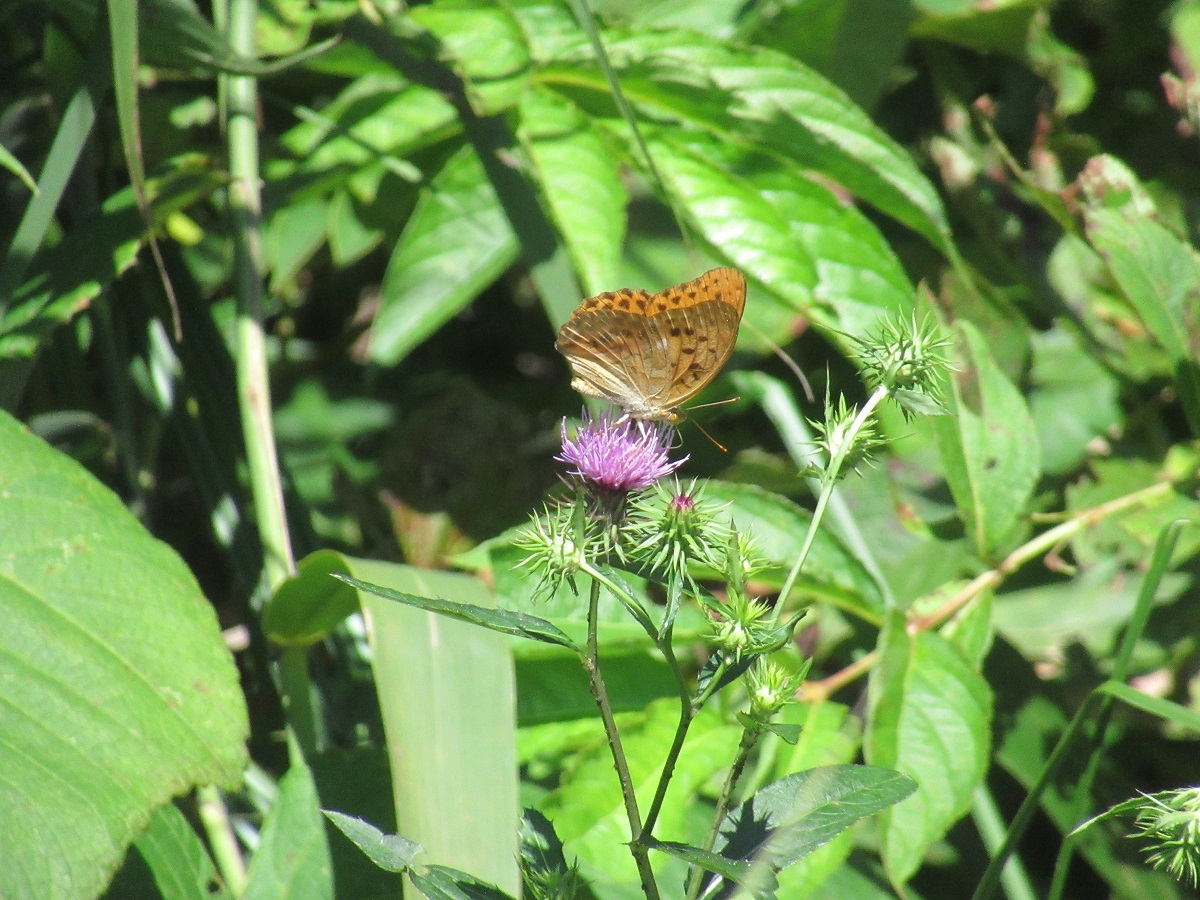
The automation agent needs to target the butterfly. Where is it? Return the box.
[555,267,746,422]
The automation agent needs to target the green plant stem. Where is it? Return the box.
[640,630,694,838]
[686,725,761,900]
[774,385,889,622]
[223,0,319,770]
[583,577,660,900]
[197,785,247,896]
[224,0,294,594]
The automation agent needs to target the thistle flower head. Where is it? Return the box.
[557,412,686,496]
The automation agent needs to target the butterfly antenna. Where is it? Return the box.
[687,396,741,413]
[686,415,728,453]
[744,320,814,403]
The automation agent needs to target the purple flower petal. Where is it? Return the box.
[557,412,686,494]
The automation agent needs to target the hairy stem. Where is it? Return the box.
[583,577,660,900]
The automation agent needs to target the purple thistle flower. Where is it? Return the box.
[557,412,686,495]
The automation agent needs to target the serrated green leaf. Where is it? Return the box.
[278,75,456,187]
[266,196,329,292]
[372,144,520,366]
[336,573,579,650]
[0,409,248,899]
[910,0,1042,56]
[933,320,1040,560]
[409,865,516,900]
[548,31,951,249]
[633,128,911,344]
[322,811,421,873]
[716,765,916,876]
[1085,206,1200,432]
[866,612,992,885]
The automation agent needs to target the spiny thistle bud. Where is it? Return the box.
[853,313,951,418]
[746,658,805,719]
[709,592,776,661]
[1131,788,1200,888]
[515,500,591,600]
[626,478,729,584]
[808,392,883,480]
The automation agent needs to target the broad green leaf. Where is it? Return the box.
[769,703,864,897]
[1085,206,1200,432]
[507,0,588,63]
[327,189,384,265]
[337,573,579,650]
[702,480,885,621]
[264,550,360,647]
[278,75,456,191]
[541,700,740,895]
[371,144,520,366]
[546,31,951,249]
[746,0,913,111]
[409,0,531,114]
[323,811,421,873]
[343,561,522,896]
[714,766,916,886]
[520,86,627,296]
[910,0,1044,55]
[866,612,992,885]
[266,196,329,292]
[134,803,229,900]
[244,756,334,900]
[0,409,248,900]
[992,559,1187,660]
[516,652,680,725]
[932,320,1040,560]
[1028,324,1122,476]
[623,130,913,344]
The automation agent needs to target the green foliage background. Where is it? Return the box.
[3,0,1200,897]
